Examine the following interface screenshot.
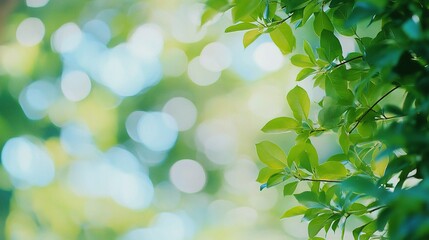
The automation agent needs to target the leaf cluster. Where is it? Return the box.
[203,0,429,239]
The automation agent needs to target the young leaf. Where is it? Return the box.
[316,162,348,180]
[281,205,308,218]
[291,54,315,67]
[304,40,317,64]
[243,29,262,48]
[296,68,316,81]
[313,11,334,36]
[287,86,310,121]
[256,141,287,169]
[225,22,258,32]
[261,117,300,133]
[283,181,299,195]
[269,22,296,55]
[256,167,282,183]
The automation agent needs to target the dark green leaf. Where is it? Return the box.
[313,11,334,36]
[320,30,343,62]
[308,213,333,238]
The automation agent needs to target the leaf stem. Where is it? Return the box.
[349,85,400,134]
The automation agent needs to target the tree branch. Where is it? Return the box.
[349,85,400,134]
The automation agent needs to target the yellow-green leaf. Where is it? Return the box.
[261,117,300,133]
[256,141,287,169]
[269,22,296,55]
[243,29,261,48]
[291,54,315,67]
[281,205,308,218]
[296,68,316,81]
[287,86,310,121]
[316,161,348,180]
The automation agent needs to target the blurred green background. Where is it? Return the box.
[0,0,339,239]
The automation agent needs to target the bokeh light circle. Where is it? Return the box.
[169,159,206,193]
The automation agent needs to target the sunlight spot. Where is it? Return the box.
[163,97,197,131]
[199,42,232,72]
[83,19,111,44]
[51,23,82,53]
[19,80,57,120]
[16,18,45,47]
[137,112,178,152]
[188,57,220,86]
[169,159,206,193]
[26,0,49,8]
[128,23,164,60]
[2,137,55,187]
[61,70,92,102]
[253,42,284,71]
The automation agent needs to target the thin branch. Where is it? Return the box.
[334,55,363,69]
[300,178,342,183]
[349,86,400,134]
[368,205,386,213]
[267,14,292,27]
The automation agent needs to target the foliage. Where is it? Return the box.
[204,0,429,239]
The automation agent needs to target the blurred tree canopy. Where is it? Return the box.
[204,0,429,239]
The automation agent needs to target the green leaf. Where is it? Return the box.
[261,117,300,133]
[256,167,282,183]
[267,173,286,187]
[225,22,258,32]
[256,141,287,169]
[295,191,321,208]
[232,0,261,22]
[308,213,333,238]
[296,68,316,81]
[291,54,315,68]
[342,175,377,195]
[283,181,299,195]
[282,0,311,13]
[316,162,348,180]
[243,29,262,48]
[313,11,334,36]
[320,30,343,62]
[281,205,308,218]
[348,203,367,215]
[339,128,350,154]
[288,142,319,170]
[269,22,296,55]
[287,86,310,121]
[304,40,317,64]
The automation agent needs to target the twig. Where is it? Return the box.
[300,178,342,183]
[334,55,363,69]
[349,86,400,134]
